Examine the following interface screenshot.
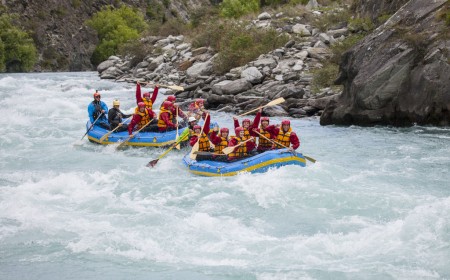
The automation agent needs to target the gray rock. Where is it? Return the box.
[241,67,264,84]
[253,57,278,68]
[263,105,289,117]
[292,24,311,36]
[258,12,272,20]
[211,79,253,95]
[186,61,213,78]
[97,60,116,73]
[321,0,450,126]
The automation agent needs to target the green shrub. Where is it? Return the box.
[311,63,339,92]
[313,8,351,32]
[348,17,374,32]
[148,18,187,36]
[211,23,289,74]
[86,5,148,65]
[0,38,5,72]
[220,0,259,18]
[0,14,37,72]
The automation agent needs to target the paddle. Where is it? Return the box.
[99,121,128,143]
[221,137,255,155]
[146,129,190,167]
[253,130,316,163]
[144,82,184,92]
[81,112,104,141]
[189,113,209,160]
[116,119,153,150]
[237,97,285,117]
[175,107,180,150]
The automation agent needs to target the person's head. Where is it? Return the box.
[195,99,204,107]
[261,117,270,128]
[163,101,173,110]
[281,119,290,132]
[143,92,151,99]
[113,99,120,108]
[220,127,229,138]
[138,102,146,112]
[167,95,176,103]
[193,125,201,134]
[188,116,197,126]
[235,127,244,138]
[93,92,101,101]
[242,118,250,129]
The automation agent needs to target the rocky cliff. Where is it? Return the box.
[321,0,450,126]
[0,0,211,71]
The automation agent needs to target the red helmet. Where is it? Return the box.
[163,101,173,109]
[235,126,244,135]
[167,95,176,102]
[143,92,151,98]
[220,127,229,134]
[138,102,145,108]
[242,118,251,124]
[261,117,270,123]
[193,125,201,131]
[93,92,101,98]
[281,119,290,125]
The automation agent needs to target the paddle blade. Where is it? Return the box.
[175,144,181,150]
[304,155,316,163]
[189,142,199,160]
[266,97,285,107]
[221,146,234,155]
[146,159,159,167]
[99,133,110,143]
[167,85,184,91]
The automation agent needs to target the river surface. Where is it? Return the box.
[0,72,449,280]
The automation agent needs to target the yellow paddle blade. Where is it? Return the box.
[221,146,234,155]
[189,142,200,159]
[237,97,285,117]
[160,84,184,92]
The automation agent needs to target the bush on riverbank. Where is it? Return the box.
[0,14,37,72]
[86,5,148,66]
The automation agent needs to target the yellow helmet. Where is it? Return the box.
[113,99,120,106]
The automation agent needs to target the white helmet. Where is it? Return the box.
[188,117,196,122]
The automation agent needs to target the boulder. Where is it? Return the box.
[241,67,264,84]
[211,79,253,95]
[321,0,450,126]
[186,61,213,78]
[97,60,116,73]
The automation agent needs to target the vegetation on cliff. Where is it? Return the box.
[86,5,148,66]
[0,14,37,72]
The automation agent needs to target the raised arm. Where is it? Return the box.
[135,83,143,104]
[151,85,159,104]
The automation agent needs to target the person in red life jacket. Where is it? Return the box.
[189,114,212,161]
[233,110,261,154]
[228,127,254,161]
[127,102,158,135]
[210,127,230,161]
[251,113,277,153]
[159,95,188,125]
[157,101,178,132]
[135,82,159,109]
[108,99,131,132]
[188,98,208,121]
[272,119,300,151]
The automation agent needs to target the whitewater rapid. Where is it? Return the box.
[0,72,449,280]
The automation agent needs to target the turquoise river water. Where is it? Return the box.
[0,72,449,280]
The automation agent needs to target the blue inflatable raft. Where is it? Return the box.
[86,121,189,147]
[182,148,306,176]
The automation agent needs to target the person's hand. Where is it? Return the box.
[129,134,134,138]
[118,123,122,127]
[252,128,257,132]
[101,110,105,113]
